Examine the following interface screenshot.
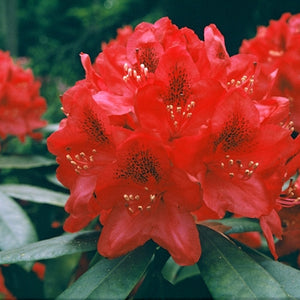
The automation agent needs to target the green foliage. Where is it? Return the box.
[197,225,299,299]
[0,192,37,251]
[0,231,99,264]
[57,241,156,300]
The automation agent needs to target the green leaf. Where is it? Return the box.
[162,257,200,285]
[0,191,37,251]
[44,253,82,298]
[57,241,156,300]
[0,154,56,169]
[213,217,261,234]
[46,173,66,189]
[42,123,60,133]
[0,184,68,207]
[197,225,290,299]
[237,242,300,299]
[0,230,99,264]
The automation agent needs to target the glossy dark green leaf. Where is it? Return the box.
[0,184,68,207]
[162,257,200,285]
[57,242,156,300]
[0,230,99,264]
[0,191,37,251]
[0,154,56,169]
[197,225,290,299]
[237,242,300,299]
[217,217,261,234]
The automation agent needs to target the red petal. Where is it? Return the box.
[97,205,151,258]
[151,203,201,266]
[201,171,272,218]
[260,209,282,259]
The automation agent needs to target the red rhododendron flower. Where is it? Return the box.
[48,16,300,264]
[174,88,296,217]
[172,86,300,258]
[0,50,47,142]
[90,132,202,265]
[240,13,300,132]
[47,82,129,231]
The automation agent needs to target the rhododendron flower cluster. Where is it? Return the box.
[240,13,300,132]
[0,50,47,144]
[48,16,300,265]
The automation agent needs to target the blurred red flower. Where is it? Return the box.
[240,13,300,132]
[0,50,47,143]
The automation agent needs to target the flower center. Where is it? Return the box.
[122,62,148,83]
[214,113,255,153]
[122,47,159,83]
[66,149,97,174]
[116,148,162,184]
[82,109,110,145]
[123,189,160,216]
[218,154,259,180]
[227,74,255,94]
[162,64,196,131]
[136,47,159,73]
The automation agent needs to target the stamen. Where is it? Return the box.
[150,194,156,202]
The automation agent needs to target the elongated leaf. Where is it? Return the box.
[217,217,261,234]
[197,225,290,299]
[42,123,60,133]
[0,155,56,169]
[57,242,156,300]
[0,230,99,264]
[237,242,300,298]
[0,184,68,207]
[46,173,66,189]
[0,191,37,251]
[162,257,200,285]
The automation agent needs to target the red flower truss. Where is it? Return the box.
[240,13,300,132]
[48,16,300,264]
[0,50,47,143]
